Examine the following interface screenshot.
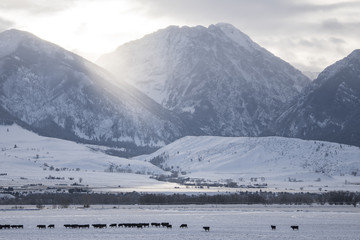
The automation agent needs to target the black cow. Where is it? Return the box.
[151,223,161,227]
[48,224,55,229]
[1,225,11,229]
[291,225,299,230]
[271,225,276,230]
[109,224,117,228]
[37,225,46,229]
[166,224,172,229]
[92,224,107,229]
[180,224,188,228]
[79,224,90,229]
[11,225,23,229]
[203,226,210,232]
[161,222,170,227]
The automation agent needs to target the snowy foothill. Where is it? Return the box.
[0,204,359,240]
[134,135,360,193]
[0,124,175,192]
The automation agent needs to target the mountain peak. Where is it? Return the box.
[0,28,38,43]
[347,49,360,61]
[0,29,41,58]
[349,48,360,55]
[317,49,360,82]
[214,22,237,28]
[1,28,33,36]
[213,23,262,52]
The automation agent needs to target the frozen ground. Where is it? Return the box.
[0,204,359,240]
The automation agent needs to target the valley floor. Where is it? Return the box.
[0,204,359,240]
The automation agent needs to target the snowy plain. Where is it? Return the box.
[0,204,360,240]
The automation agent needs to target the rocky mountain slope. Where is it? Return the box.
[0,29,194,156]
[275,49,360,147]
[98,23,310,137]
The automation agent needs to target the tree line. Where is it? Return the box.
[1,191,359,206]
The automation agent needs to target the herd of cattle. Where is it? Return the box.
[0,223,209,231]
[0,223,300,231]
[0,225,24,229]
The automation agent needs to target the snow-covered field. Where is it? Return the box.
[0,205,359,240]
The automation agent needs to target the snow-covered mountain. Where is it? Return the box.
[98,23,310,137]
[275,49,360,147]
[0,29,194,156]
[135,135,360,191]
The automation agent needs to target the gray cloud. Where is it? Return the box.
[316,1,360,11]
[137,0,305,25]
[297,37,346,51]
[136,0,360,24]
[320,18,360,36]
[322,18,346,31]
[329,37,346,44]
[264,36,351,72]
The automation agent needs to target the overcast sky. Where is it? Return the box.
[1,0,359,72]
